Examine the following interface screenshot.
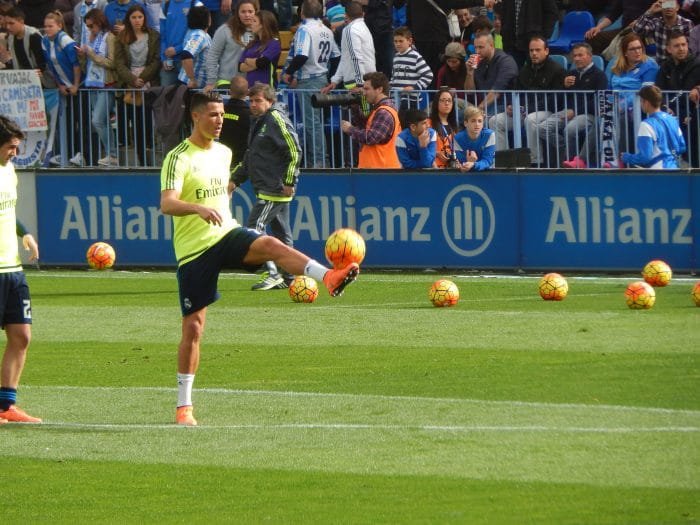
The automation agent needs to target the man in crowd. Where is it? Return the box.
[464,33,518,115]
[219,76,250,168]
[160,92,359,425]
[585,0,655,56]
[341,71,401,168]
[4,7,54,88]
[633,0,693,61]
[488,35,565,164]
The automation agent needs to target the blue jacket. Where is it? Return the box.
[160,0,199,61]
[104,0,154,29]
[42,31,80,87]
[622,111,686,169]
[453,128,496,171]
[395,128,437,169]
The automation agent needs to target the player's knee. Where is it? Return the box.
[182,316,205,342]
[7,328,31,352]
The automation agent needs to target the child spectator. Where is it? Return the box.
[391,26,433,111]
[395,108,437,168]
[178,5,211,88]
[454,105,495,172]
[466,15,502,54]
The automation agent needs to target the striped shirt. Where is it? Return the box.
[178,28,211,87]
[632,13,694,61]
[391,47,433,90]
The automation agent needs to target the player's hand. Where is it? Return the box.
[187,79,199,88]
[564,75,576,88]
[461,161,475,171]
[585,26,601,40]
[228,181,237,196]
[648,0,662,15]
[437,150,449,162]
[690,87,700,105]
[282,185,295,197]
[418,128,430,148]
[22,234,39,261]
[203,83,214,93]
[282,73,292,85]
[165,47,176,58]
[466,150,478,163]
[320,82,336,94]
[340,120,352,133]
[402,86,414,91]
[68,85,78,96]
[198,206,223,226]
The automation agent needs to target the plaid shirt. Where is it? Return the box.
[348,98,398,145]
[632,13,694,61]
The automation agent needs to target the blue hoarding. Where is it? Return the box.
[34,170,699,271]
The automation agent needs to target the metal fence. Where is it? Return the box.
[48,87,700,170]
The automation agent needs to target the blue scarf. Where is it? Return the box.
[85,31,108,87]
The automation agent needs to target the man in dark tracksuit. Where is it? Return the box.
[231,82,302,290]
[219,76,250,168]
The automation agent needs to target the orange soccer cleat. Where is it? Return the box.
[0,405,42,423]
[323,262,360,297]
[176,405,197,426]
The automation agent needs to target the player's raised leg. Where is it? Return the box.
[243,236,359,297]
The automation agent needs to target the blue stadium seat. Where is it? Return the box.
[592,54,605,71]
[550,54,569,71]
[548,11,595,54]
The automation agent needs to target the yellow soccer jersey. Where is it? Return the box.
[161,139,240,265]
[0,161,21,273]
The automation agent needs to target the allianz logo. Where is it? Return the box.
[441,184,496,257]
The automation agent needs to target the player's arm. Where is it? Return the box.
[160,189,224,225]
[16,220,39,261]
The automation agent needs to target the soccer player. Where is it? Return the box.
[160,92,360,426]
[0,115,41,424]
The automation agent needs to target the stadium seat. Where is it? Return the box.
[548,11,595,54]
[279,30,293,50]
[592,54,604,71]
[550,54,569,71]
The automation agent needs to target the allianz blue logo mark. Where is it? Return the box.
[441,184,495,257]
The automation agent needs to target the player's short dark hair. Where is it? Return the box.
[363,71,389,95]
[301,0,323,19]
[345,1,363,20]
[187,5,210,30]
[5,6,25,21]
[190,91,223,113]
[639,85,662,108]
[248,81,276,102]
[394,26,412,39]
[471,15,493,34]
[404,109,428,126]
[0,115,25,146]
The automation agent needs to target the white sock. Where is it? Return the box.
[177,373,195,407]
[304,259,329,282]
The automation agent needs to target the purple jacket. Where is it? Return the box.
[239,38,281,86]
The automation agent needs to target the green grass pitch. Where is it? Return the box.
[2,269,699,523]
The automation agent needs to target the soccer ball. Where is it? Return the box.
[86,242,116,270]
[288,276,319,303]
[429,279,459,307]
[692,281,700,307]
[325,228,365,269]
[538,273,568,301]
[642,259,672,287]
[625,281,656,310]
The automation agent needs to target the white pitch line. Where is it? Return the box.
[32,422,700,433]
[24,385,700,416]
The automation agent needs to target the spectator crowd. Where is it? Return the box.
[0,0,699,170]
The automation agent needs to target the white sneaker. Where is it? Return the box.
[98,155,119,167]
[69,152,84,166]
[48,154,62,166]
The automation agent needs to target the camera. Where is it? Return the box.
[311,93,362,108]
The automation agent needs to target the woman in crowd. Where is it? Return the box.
[78,8,117,167]
[609,32,659,157]
[42,10,83,165]
[435,42,467,92]
[114,4,160,166]
[178,6,212,88]
[428,87,459,168]
[454,105,495,172]
[204,0,258,92]
[238,9,280,86]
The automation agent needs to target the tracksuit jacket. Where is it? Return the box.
[232,105,301,201]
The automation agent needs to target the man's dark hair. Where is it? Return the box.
[471,15,493,34]
[668,29,687,44]
[404,109,428,127]
[301,0,323,19]
[571,42,593,55]
[5,6,25,21]
[345,1,364,20]
[0,115,25,146]
[190,91,223,113]
[529,35,548,49]
[639,85,662,108]
[248,81,276,102]
[187,5,210,30]
[363,71,390,95]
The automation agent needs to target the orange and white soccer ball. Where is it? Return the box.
[288,276,319,303]
[691,281,700,307]
[538,273,568,301]
[86,241,116,270]
[642,259,672,287]
[325,228,365,269]
[625,281,656,309]
[429,279,459,307]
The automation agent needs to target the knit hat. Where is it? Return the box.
[444,43,466,59]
